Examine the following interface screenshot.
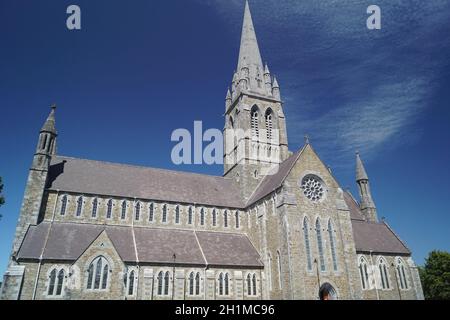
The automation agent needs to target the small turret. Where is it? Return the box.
[355,152,378,222]
[264,63,272,95]
[32,105,58,170]
[272,77,280,100]
[225,88,232,111]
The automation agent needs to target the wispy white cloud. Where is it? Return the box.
[197,0,450,168]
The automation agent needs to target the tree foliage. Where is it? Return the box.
[419,250,450,300]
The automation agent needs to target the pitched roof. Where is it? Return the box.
[16,222,263,268]
[246,148,303,206]
[47,156,244,208]
[352,220,410,255]
[344,191,410,255]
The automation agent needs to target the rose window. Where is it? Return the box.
[301,175,325,202]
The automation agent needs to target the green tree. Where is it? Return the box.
[0,176,4,220]
[419,250,450,300]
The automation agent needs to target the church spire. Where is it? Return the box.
[355,152,377,222]
[237,1,264,73]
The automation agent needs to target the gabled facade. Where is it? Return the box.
[0,1,423,300]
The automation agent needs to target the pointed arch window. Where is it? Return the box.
[252,274,257,296]
[149,203,154,222]
[188,206,193,225]
[378,258,390,289]
[106,199,113,219]
[48,269,56,295]
[128,270,135,296]
[175,205,180,224]
[396,258,408,290]
[195,272,200,295]
[359,256,370,290]
[76,196,83,217]
[189,272,195,295]
[328,220,338,271]
[277,251,282,289]
[92,198,98,218]
[267,254,273,291]
[162,204,167,223]
[265,109,273,141]
[212,209,217,227]
[48,268,65,296]
[164,271,170,295]
[224,273,229,295]
[224,210,228,228]
[218,273,224,296]
[246,274,252,295]
[303,217,312,271]
[87,256,109,291]
[200,208,205,226]
[56,269,65,295]
[315,219,326,271]
[235,211,240,229]
[121,200,127,220]
[251,107,259,139]
[135,202,141,221]
[60,195,67,216]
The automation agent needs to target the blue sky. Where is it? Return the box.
[0,0,449,277]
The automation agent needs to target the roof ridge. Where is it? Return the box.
[245,146,306,206]
[54,155,236,181]
[382,221,411,252]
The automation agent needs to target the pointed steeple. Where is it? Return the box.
[237,1,264,73]
[272,76,280,100]
[225,88,232,111]
[355,152,377,222]
[356,151,368,181]
[41,104,57,134]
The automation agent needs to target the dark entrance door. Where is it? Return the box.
[319,283,337,300]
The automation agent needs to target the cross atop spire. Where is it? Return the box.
[237,1,264,73]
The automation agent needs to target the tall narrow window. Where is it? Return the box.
[224,273,229,295]
[106,199,113,219]
[175,206,180,224]
[92,198,98,218]
[200,208,205,226]
[252,274,257,296]
[195,272,200,295]
[303,218,312,271]
[328,220,338,271]
[76,196,83,217]
[397,258,408,290]
[218,273,224,295]
[48,269,56,295]
[267,254,272,291]
[247,274,252,295]
[157,271,163,295]
[149,203,154,222]
[359,257,369,290]
[265,109,273,141]
[164,271,170,295]
[188,207,193,225]
[212,209,217,227]
[162,204,167,223]
[378,258,390,289]
[224,210,228,228]
[56,269,65,296]
[315,219,326,271]
[235,211,240,229]
[87,256,109,291]
[121,201,127,220]
[135,202,141,221]
[60,195,67,216]
[277,251,282,289]
[189,272,194,295]
[128,271,135,296]
[251,107,259,139]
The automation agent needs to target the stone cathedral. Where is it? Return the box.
[1,2,423,300]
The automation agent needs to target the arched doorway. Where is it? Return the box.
[319,283,337,300]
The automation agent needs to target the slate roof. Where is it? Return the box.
[16,222,263,268]
[343,191,410,255]
[246,148,303,205]
[47,156,245,208]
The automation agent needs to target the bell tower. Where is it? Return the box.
[223,1,289,201]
